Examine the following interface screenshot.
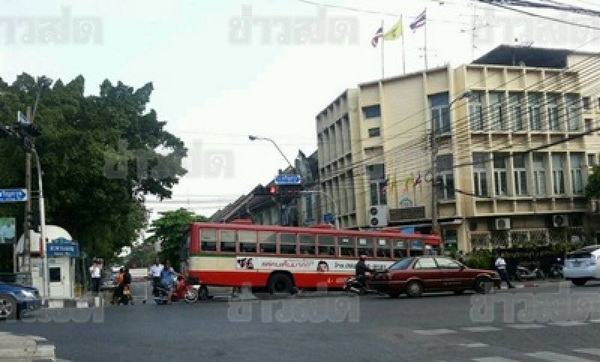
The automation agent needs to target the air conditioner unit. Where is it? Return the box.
[553,215,569,228]
[495,217,511,231]
[367,205,388,227]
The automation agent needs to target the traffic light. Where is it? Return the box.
[278,184,303,200]
[27,210,41,232]
[253,185,278,197]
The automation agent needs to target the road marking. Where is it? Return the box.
[588,319,600,323]
[472,358,519,362]
[461,326,502,332]
[459,343,489,348]
[573,348,600,356]
[413,328,456,335]
[548,321,587,327]
[525,351,594,361]
[505,323,545,329]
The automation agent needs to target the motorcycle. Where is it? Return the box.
[153,276,204,305]
[514,263,545,281]
[344,275,378,295]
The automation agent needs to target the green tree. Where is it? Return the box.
[146,208,207,270]
[0,74,187,260]
[585,166,600,198]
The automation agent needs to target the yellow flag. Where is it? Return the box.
[383,18,403,41]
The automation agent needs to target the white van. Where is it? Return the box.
[563,245,600,286]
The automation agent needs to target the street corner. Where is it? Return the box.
[0,331,56,361]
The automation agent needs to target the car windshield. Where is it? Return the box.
[389,258,414,270]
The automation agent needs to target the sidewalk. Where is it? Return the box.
[500,278,566,289]
[0,331,56,361]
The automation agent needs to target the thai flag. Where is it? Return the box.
[371,26,383,47]
[409,9,426,31]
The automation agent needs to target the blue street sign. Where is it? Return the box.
[274,174,302,185]
[46,238,80,257]
[323,213,335,223]
[0,189,28,203]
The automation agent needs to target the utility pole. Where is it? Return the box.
[22,107,32,279]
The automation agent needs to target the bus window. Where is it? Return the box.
[410,240,425,256]
[220,230,237,253]
[200,229,217,251]
[299,234,315,255]
[258,231,276,254]
[376,239,391,258]
[317,235,335,256]
[239,230,257,253]
[393,240,407,258]
[339,236,356,257]
[357,238,373,256]
[280,233,297,255]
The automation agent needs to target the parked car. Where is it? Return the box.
[369,256,501,298]
[0,282,42,320]
[563,245,600,286]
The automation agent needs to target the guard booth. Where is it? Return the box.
[18,225,79,300]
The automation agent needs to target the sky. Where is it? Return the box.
[2,0,600,221]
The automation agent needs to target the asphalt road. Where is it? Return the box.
[2,281,600,362]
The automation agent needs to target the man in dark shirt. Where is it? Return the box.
[355,254,375,287]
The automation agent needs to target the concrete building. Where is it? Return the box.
[316,45,600,252]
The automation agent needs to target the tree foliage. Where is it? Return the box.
[585,166,600,199]
[0,73,187,260]
[146,208,207,271]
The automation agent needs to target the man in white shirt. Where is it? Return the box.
[495,254,515,289]
[149,259,164,293]
[89,259,102,295]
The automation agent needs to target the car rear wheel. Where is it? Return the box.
[474,277,493,294]
[572,279,587,286]
[0,294,17,320]
[405,281,423,298]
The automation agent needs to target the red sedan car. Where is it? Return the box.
[368,256,501,298]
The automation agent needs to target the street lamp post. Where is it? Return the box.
[430,91,471,236]
[248,135,294,170]
[301,190,340,229]
[31,148,48,298]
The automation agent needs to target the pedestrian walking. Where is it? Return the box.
[495,253,515,289]
[89,259,102,295]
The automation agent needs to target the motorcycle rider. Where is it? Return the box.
[160,261,179,304]
[355,254,375,288]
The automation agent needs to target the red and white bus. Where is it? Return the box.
[181,220,442,294]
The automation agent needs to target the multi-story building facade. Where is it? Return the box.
[316,45,600,252]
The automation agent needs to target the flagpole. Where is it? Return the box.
[424,8,428,70]
[401,15,406,74]
[381,20,385,79]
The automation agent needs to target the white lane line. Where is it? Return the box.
[505,323,545,329]
[573,348,600,356]
[588,319,600,323]
[459,343,489,348]
[525,351,595,362]
[472,358,520,362]
[461,326,502,332]
[548,321,587,327]
[413,328,456,335]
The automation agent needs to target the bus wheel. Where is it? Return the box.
[268,273,294,295]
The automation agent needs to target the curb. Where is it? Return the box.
[0,332,56,361]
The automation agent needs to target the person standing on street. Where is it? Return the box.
[495,253,515,289]
[89,259,102,295]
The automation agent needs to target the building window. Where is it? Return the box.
[547,94,561,131]
[588,154,596,168]
[571,153,584,194]
[583,96,591,110]
[528,93,542,131]
[305,195,313,221]
[513,153,528,196]
[437,155,454,200]
[533,153,547,196]
[473,153,488,197]
[368,127,381,138]
[552,154,565,195]
[585,118,592,132]
[368,164,387,205]
[429,92,450,134]
[469,91,485,131]
[509,93,524,131]
[489,92,506,131]
[566,94,580,131]
[493,153,508,196]
[363,105,381,119]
